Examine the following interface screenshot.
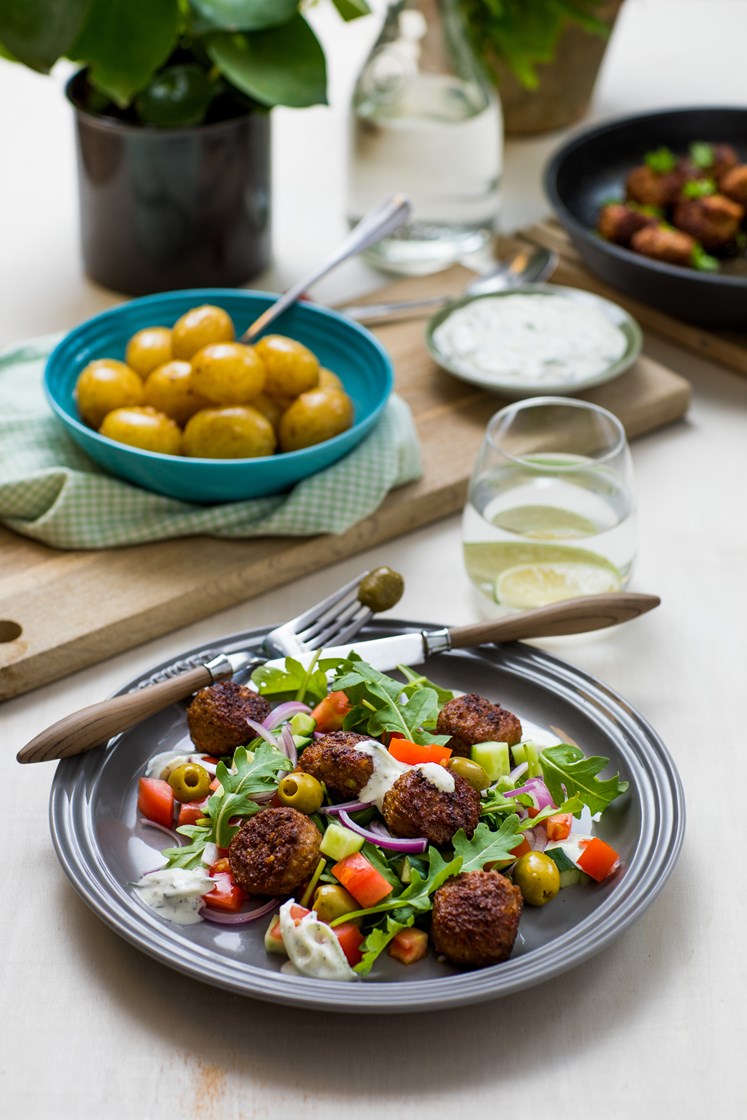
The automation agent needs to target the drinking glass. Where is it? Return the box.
[462,397,637,610]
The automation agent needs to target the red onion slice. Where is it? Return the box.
[338,810,427,854]
[318,799,374,815]
[508,761,529,783]
[281,723,298,768]
[244,717,279,750]
[139,817,180,841]
[262,702,311,731]
[201,897,280,925]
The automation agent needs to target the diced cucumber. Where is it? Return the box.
[470,741,510,781]
[559,868,591,889]
[511,743,526,767]
[290,713,316,737]
[524,741,543,777]
[319,822,364,861]
[264,915,287,955]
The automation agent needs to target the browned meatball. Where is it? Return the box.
[186,680,271,755]
[719,165,747,208]
[626,164,683,208]
[597,203,658,246]
[673,194,745,252]
[430,869,523,968]
[228,806,321,897]
[709,143,740,180]
[382,768,480,847]
[297,731,373,801]
[436,693,522,758]
[630,224,697,267]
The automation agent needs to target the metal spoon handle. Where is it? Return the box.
[240,193,412,344]
[342,292,453,324]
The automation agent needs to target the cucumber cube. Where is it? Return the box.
[470,741,510,781]
[320,822,364,861]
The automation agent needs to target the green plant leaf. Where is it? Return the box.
[191,0,299,32]
[0,0,91,72]
[331,0,371,20]
[135,62,216,126]
[539,743,628,816]
[70,0,181,106]
[206,14,327,108]
[452,817,523,872]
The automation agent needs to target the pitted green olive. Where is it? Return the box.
[447,756,491,791]
[357,567,404,613]
[277,772,325,814]
[512,851,560,906]
[168,762,212,804]
[311,883,361,924]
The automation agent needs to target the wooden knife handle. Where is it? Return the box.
[448,592,660,648]
[16,664,213,765]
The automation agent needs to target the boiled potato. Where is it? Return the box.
[254,335,320,398]
[99,406,182,455]
[251,392,285,431]
[125,326,172,378]
[319,367,344,392]
[172,304,235,359]
[143,360,212,425]
[191,342,266,405]
[76,359,144,429]
[183,406,277,459]
[278,388,354,453]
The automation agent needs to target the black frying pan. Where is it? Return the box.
[544,106,747,328]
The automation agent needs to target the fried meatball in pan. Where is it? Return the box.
[430,869,523,968]
[630,224,697,267]
[625,164,683,208]
[436,693,522,758]
[228,806,321,897]
[718,165,747,208]
[597,203,658,246]
[673,193,745,252]
[186,680,271,756]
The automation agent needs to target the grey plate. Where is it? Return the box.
[425,284,642,398]
[49,619,684,1014]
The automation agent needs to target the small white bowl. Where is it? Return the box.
[425,283,642,397]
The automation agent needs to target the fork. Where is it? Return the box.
[16,573,376,765]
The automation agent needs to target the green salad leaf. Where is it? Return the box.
[251,654,345,704]
[452,817,523,872]
[355,914,415,977]
[539,744,628,816]
[208,744,292,848]
[335,655,450,745]
[162,824,212,870]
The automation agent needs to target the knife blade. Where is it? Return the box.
[263,629,444,674]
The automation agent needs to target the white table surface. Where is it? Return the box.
[2,1,746,1115]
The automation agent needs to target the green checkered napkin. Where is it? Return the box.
[0,335,422,550]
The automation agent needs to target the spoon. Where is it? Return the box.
[340,246,558,325]
[239,192,412,344]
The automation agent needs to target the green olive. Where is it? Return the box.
[447,756,491,791]
[168,762,212,804]
[311,883,361,924]
[357,567,404,613]
[277,772,325,814]
[512,851,561,906]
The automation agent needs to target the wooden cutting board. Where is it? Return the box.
[0,259,692,701]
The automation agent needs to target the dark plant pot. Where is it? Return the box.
[66,71,271,296]
[492,0,625,136]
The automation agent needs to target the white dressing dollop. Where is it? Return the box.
[355,740,456,808]
[415,762,455,793]
[278,901,356,982]
[132,867,212,925]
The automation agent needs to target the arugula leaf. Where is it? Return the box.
[451,817,523,873]
[208,744,292,848]
[396,665,455,709]
[335,657,450,745]
[539,744,628,816]
[162,824,211,870]
[644,146,677,173]
[332,846,462,927]
[355,914,414,977]
[251,655,345,704]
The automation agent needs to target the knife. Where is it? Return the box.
[261,591,660,673]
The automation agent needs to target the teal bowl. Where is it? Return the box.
[44,289,394,503]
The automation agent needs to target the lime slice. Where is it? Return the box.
[464,541,619,587]
[491,505,598,541]
[495,559,622,609]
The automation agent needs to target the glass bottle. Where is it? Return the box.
[346,0,503,275]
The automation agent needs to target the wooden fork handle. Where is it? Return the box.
[16,664,214,765]
[448,592,661,648]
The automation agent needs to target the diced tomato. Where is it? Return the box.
[333,921,364,966]
[509,836,532,860]
[387,739,452,766]
[209,777,221,792]
[137,777,174,828]
[545,813,573,841]
[526,805,540,819]
[332,852,393,907]
[577,837,621,882]
[201,756,221,767]
[203,864,246,912]
[388,928,429,966]
[309,690,350,733]
[383,731,406,745]
[177,799,208,827]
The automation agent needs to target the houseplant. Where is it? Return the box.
[459,0,625,135]
[0,0,369,294]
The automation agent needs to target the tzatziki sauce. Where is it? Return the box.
[432,293,627,386]
[132,867,213,925]
[355,740,455,809]
[278,900,356,981]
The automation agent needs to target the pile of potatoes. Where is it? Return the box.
[74,304,355,458]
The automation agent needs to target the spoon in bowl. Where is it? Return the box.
[239,192,412,344]
[340,246,558,325]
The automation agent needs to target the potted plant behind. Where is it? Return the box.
[459,0,625,136]
[0,0,369,295]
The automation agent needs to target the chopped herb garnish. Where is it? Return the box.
[682,178,716,199]
[644,146,677,173]
[689,141,714,170]
[691,244,720,272]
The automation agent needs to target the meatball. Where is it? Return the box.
[228,806,321,897]
[719,165,747,208]
[430,869,523,968]
[436,693,522,758]
[186,679,271,756]
[673,194,744,252]
[597,203,658,246]
[296,730,373,801]
[630,224,696,267]
[625,164,683,208]
[382,768,480,847]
